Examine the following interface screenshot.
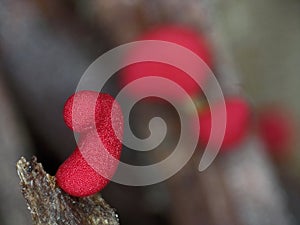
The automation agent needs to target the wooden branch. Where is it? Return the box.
[16,157,119,225]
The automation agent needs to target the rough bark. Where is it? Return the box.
[16,157,119,225]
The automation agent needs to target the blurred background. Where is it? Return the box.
[0,0,299,224]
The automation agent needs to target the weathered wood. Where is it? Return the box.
[16,157,119,225]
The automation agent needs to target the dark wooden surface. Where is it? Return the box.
[17,157,119,225]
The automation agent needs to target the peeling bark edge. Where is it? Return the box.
[16,157,119,225]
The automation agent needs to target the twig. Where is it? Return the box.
[16,157,119,225]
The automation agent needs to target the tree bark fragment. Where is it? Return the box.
[16,157,119,225]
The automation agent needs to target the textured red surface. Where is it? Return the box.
[56,91,123,197]
[64,91,101,132]
[120,24,213,100]
[198,97,250,151]
[56,147,110,197]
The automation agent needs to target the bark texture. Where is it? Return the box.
[16,157,119,225]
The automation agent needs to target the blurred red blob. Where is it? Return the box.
[198,97,251,151]
[120,24,213,101]
[258,106,295,157]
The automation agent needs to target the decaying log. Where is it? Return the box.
[16,157,119,225]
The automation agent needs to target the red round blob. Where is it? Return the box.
[258,106,295,156]
[120,24,213,100]
[198,97,251,151]
[56,147,110,197]
[64,91,100,132]
[63,91,122,133]
[57,91,123,197]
